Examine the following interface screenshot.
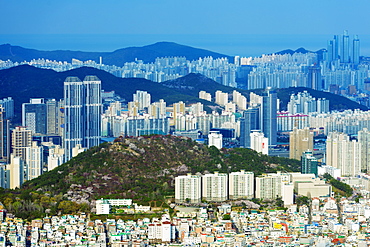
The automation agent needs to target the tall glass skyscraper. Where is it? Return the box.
[64,76,102,162]
[0,106,10,162]
[342,30,350,63]
[353,35,360,65]
[239,107,259,148]
[22,98,47,135]
[260,88,277,146]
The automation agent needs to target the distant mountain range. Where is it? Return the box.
[0,65,366,123]
[0,65,229,121]
[0,42,232,66]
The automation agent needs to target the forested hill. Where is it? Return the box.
[0,135,300,219]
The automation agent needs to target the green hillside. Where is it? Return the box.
[0,135,300,220]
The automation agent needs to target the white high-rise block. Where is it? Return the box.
[229,170,254,199]
[175,174,201,203]
[202,172,228,202]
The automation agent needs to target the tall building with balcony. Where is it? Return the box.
[11,126,32,160]
[289,127,313,160]
[326,132,360,177]
[255,172,294,205]
[64,76,102,162]
[22,98,47,134]
[202,172,228,202]
[301,150,318,176]
[175,174,202,203]
[229,170,254,199]
[260,88,277,145]
[0,106,10,162]
[250,130,268,155]
[0,97,14,120]
[133,90,151,111]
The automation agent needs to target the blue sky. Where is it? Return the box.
[1,0,370,56]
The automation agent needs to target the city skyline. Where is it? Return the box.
[1,1,370,56]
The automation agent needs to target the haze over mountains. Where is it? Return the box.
[0,42,233,66]
[0,41,330,67]
[0,64,367,123]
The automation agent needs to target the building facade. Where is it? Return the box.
[64,76,102,162]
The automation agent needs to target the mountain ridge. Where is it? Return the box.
[0,42,233,66]
[0,65,367,123]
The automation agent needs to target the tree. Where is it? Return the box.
[222,214,231,220]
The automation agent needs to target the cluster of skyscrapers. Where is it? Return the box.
[0,75,102,188]
[1,30,370,193]
[1,31,370,101]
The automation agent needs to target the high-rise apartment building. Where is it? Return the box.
[232,90,247,110]
[255,172,294,205]
[239,107,259,148]
[8,154,25,189]
[25,141,43,181]
[173,101,186,120]
[189,102,204,117]
[342,30,350,63]
[0,106,10,162]
[64,76,102,162]
[353,35,360,65]
[215,91,228,106]
[358,128,370,172]
[326,31,360,66]
[250,130,268,155]
[42,142,64,171]
[0,97,14,120]
[175,174,202,203]
[208,131,223,149]
[289,127,313,160]
[326,132,360,177]
[301,150,318,176]
[202,172,228,202]
[307,65,322,91]
[229,170,254,199]
[260,88,277,145]
[199,91,212,101]
[46,99,58,135]
[22,98,47,134]
[133,90,151,111]
[151,99,166,118]
[11,126,32,160]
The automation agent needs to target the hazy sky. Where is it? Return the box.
[1,0,370,55]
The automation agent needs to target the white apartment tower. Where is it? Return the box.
[229,170,254,199]
[232,90,247,110]
[358,128,370,172]
[326,132,361,177]
[190,102,204,117]
[175,174,202,203]
[215,91,228,106]
[202,172,228,202]
[250,130,269,155]
[25,141,43,181]
[133,90,151,110]
[173,101,186,120]
[8,154,25,189]
[255,172,294,205]
[11,126,32,160]
[199,91,212,101]
[208,131,223,149]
